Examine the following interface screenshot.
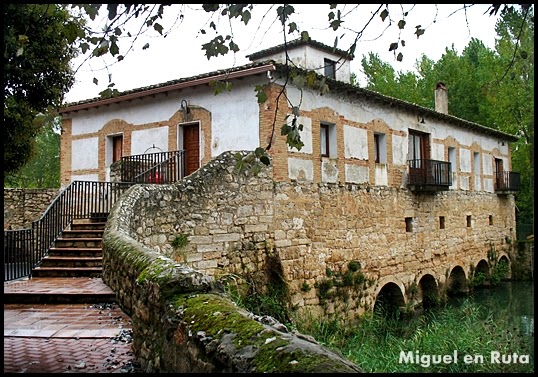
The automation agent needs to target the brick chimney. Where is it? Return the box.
[435,81,448,114]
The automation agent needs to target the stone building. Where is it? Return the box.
[59,38,520,318]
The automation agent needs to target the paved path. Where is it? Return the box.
[4,277,141,373]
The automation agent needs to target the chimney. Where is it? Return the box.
[435,81,448,114]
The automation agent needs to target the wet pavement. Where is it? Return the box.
[4,278,142,373]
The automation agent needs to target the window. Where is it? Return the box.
[466,215,472,228]
[439,216,445,229]
[374,133,387,163]
[320,123,329,157]
[320,122,337,158]
[489,215,493,226]
[405,217,413,232]
[324,58,336,79]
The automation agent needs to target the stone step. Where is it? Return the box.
[31,267,102,278]
[54,238,103,248]
[39,256,103,268]
[3,291,116,304]
[48,247,102,257]
[70,221,107,231]
[61,229,104,238]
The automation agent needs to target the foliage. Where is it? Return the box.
[4,4,82,177]
[490,259,510,285]
[171,234,189,249]
[296,300,533,372]
[4,114,61,188]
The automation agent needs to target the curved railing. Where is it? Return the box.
[3,181,133,281]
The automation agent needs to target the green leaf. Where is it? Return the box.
[301,31,310,41]
[288,22,297,34]
[281,124,291,136]
[260,155,271,166]
[519,50,528,59]
[330,20,341,31]
[389,42,399,52]
[242,10,251,25]
[107,4,118,20]
[415,26,425,38]
[398,20,406,29]
[380,9,389,22]
[277,5,295,25]
[153,23,163,35]
[142,43,150,50]
[396,52,403,62]
[229,40,239,53]
[255,86,268,103]
[202,4,219,12]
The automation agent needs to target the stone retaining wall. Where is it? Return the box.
[4,188,60,230]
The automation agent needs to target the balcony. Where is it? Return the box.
[495,171,521,194]
[120,150,185,184]
[407,159,452,193]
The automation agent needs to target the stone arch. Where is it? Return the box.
[418,273,439,309]
[473,259,491,288]
[373,281,406,316]
[169,105,212,167]
[496,254,512,280]
[445,265,468,296]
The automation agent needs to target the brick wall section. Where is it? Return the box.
[4,188,60,230]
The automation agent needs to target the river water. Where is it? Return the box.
[455,280,534,337]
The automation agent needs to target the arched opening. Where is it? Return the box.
[493,255,511,283]
[446,265,468,297]
[374,282,405,318]
[473,259,491,288]
[418,274,439,309]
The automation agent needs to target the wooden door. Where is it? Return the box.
[183,124,200,176]
[112,135,123,162]
[495,158,504,190]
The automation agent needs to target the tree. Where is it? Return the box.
[3,4,81,177]
[4,114,61,188]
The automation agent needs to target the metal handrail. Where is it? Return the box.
[408,159,452,187]
[121,150,185,184]
[4,181,133,281]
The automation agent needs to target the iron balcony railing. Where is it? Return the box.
[408,159,452,190]
[120,150,185,184]
[3,181,133,282]
[495,171,521,193]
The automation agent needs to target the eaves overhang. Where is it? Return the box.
[59,63,277,114]
[273,64,520,143]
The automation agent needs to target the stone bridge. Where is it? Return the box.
[103,152,516,370]
[104,151,516,321]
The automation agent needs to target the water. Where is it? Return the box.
[450,280,534,337]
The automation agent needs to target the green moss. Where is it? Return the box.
[174,294,267,347]
[254,343,353,373]
[137,257,174,286]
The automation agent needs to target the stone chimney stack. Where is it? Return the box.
[435,81,448,114]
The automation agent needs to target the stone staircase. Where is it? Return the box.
[4,215,117,304]
[32,217,107,278]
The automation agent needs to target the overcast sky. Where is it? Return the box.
[64,4,502,103]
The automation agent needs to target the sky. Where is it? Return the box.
[64,4,503,103]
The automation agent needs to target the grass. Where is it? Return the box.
[294,300,534,373]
